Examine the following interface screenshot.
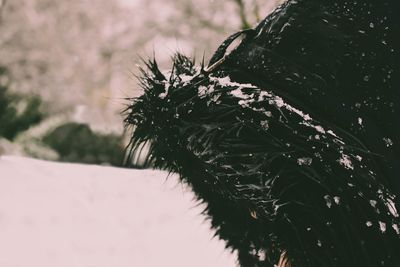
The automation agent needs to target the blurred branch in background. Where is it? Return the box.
[232,0,251,29]
[252,0,261,23]
[178,2,226,33]
[231,0,282,29]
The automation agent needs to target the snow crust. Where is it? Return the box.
[0,156,235,267]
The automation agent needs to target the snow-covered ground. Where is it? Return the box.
[0,156,236,267]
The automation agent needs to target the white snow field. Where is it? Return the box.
[0,156,236,267]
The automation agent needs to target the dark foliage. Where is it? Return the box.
[43,122,125,167]
[125,0,400,266]
[0,66,44,140]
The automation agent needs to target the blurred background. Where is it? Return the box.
[0,0,282,167]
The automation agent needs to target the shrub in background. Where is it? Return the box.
[43,122,125,167]
[1,66,129,167]
[0,67,44,140]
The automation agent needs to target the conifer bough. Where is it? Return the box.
[125,0,400,266]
